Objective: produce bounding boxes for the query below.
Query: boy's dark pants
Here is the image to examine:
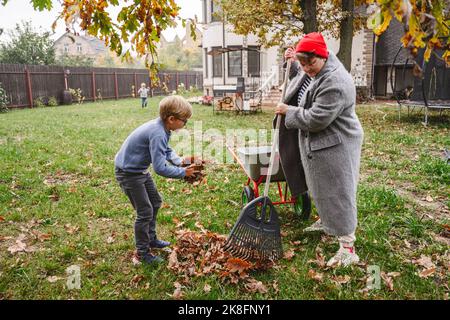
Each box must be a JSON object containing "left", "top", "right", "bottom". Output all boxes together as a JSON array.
[
  {"left": 115, "top": 168, "right": 162, "bottom": 257},
  {"left": 141, "top": 97, "right": 147, "bottom": 108}
]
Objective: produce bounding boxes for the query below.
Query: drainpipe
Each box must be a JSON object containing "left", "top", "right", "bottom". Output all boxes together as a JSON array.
[{"left": 222, "top": 13, "right": 226, "bottom": 85}]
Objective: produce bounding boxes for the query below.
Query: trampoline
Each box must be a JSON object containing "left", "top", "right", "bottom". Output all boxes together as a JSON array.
[{"left": 391, "top": 44, "right": 450, "bottom": 126}]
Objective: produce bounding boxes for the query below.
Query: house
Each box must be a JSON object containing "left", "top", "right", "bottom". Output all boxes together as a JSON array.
[
  {"left": 200, "top": 0, "right": 375, "bottom": 99},
  {"left": 53, "top": 32, "right": 108, "bottom": 59}
]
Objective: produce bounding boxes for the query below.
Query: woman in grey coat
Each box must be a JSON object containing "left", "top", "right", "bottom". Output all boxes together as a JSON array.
[{"left": 276, "top": 32, "right": 364, "bottom": 267}]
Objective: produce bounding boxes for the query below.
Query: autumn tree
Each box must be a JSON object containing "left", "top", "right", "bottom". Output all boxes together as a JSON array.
[
  {"left": 366, "top": 0, "right": 449, "bottom": 68},
  {"left": 218, "top": 0, "right": 366, "bottom": 71},
  {"left": 0, "top": 21, "right": 56, "bottom": 65},
  {"left": 219, "top": 0, "right": 449, "bottom": 71},
  {"left": 0, "top": 0, "right": 196, "bottom": 80}
]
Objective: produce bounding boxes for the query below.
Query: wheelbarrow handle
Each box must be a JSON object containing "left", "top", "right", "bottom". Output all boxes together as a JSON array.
[{"left": 225, "top": 142, "right": 247, "bottom": 173}]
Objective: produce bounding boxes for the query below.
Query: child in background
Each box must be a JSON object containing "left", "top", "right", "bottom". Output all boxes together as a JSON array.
[{"left": 138, "top": 83, "right": 149, "bottom": 108}]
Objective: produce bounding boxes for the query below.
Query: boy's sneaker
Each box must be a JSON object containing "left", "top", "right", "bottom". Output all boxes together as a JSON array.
[
  {"left": 303, "top": 219, "right": 324, "bottom": 232},
  {"left": 150, "top": 239, "right": 171, "bottom": 249},
  {"left": 326, "top": 244, "right": 359, "bottom": 267},
  {"left": 132, "top": 252, "right": 163, "bottom": 266}
]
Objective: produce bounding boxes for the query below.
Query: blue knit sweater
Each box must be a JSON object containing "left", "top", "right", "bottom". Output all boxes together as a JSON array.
[{"left": 114, "top": 118, "right": 185, "bottom": 178}]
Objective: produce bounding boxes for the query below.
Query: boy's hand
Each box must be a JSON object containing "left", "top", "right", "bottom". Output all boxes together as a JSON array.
[{"left": 184, "top": 164, "right": 197, "bottom": 177}]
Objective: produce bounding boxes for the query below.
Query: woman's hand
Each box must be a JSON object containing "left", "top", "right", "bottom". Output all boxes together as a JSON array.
[
  {"left": 275, "top": 103, "right": 288, "bottom": 115},
  {"left": 284, "top": 47, "right": 296, "bottom": 61}
]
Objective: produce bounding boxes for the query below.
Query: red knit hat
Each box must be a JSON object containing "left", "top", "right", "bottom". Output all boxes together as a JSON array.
[{"left": 295, "top": 32, "right": 329, "bottom": 59}]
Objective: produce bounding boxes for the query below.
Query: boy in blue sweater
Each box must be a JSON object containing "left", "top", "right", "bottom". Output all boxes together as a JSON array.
[{"left": 115, "top": 95, "right": 196, "bottom": 265}]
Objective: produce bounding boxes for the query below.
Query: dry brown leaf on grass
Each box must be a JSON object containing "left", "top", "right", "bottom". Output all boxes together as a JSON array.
[
  {"left": 131, "top": 275, "right": 144, "bottom": 286},
  {"left": 31, "top": 230, "right": 51, "bottom": 242},
  {"left": 308, "top": 269, "right": 324, "bottom": 282},
  {"left": 172, "top": 282, "right": 184, "bottom": 300},
  {"left": 244, "top": 279, "right": 268, "bottom": 294},
  {"left": 307, "top": 247, "right": 326, "bottom": 268},
  {"left": 64, "top": 224, "right": 80, "bottom": 235},
  {"left": 203, "top": 284, "right": 212, "bottom": 293},
  {"left": 272, "top": 280, "right": 280, "bottom": 294},
  {"left": 47, "top": 276, "right": 63, "bottom": 283},
  {"left": 283, "top": 249, "right": 296, "bottom": 260},
  {"left": 418, "top": 267, "right": 436, "bottom": 278},
  {"left": 7, "top": 234, "right": 36, "bottom": 254},
  {"left": 381, "top": 272, "right": 395, "bottom": 291},
  {"left": 225, "top": 257, "right": 252, "bottom": 275},
  {"left": 0, "top": 216, "right": 5, "bottom": 222}
]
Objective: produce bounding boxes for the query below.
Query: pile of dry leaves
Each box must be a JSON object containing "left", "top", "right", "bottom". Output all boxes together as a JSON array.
[
  {"left": 181, "top": 157, "right": 206, "bottom": 184},
  {"left": 167, "top": 222, "right": 274, "bottom": 299}
]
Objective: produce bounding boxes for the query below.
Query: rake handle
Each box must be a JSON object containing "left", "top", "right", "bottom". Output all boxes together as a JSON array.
[{"left": 263, "top": 60, "right": 292, "bottom": 198}]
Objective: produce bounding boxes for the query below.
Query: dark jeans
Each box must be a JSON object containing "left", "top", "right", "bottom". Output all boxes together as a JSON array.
[
  {"left": 115, "top": 168, "right": 162, "bottom": 257},
  {"left": 141, "top": 97, "right": 148, "bottom": 108}
]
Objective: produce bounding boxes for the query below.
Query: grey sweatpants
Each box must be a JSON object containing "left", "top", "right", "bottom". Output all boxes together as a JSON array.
[{"left": 115, "top": 168, "right": 162, "bottom": 257}]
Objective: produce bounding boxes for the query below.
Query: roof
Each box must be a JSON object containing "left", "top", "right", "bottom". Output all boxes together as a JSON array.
[
  {"left": 375, "top": 19, "right": 413, "bottom": 66},
  {"left": 54, "top": 32, "right": 108, "bottom": 54},
  {"left": 207, "top": 47, "right": 260, "bottom": 56}
]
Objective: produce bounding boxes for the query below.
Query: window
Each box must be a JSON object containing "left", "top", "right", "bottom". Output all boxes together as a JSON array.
[
  {"left": 204, "top": 48, "right": 209, "bottom": 78},
  {"left": 248, "top": 46, "right": 260, "bottom": 77},
  {"left": 63, "top": 44, "right": 69, "bottom": 53},
  {"left": 212, "top": 47, "right": 222, "bottom": 77},
  {"left": 228, "top": 47, "right": 242, "bottom": 77},
  {"left": 211, "top": 0, "right": 222, "bottom": 22},
  {"left": 76, "top": 43, "right": 82, "bottom": 53}
]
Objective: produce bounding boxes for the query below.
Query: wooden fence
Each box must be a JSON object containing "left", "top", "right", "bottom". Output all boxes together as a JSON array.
[{"left": 0, "top": 64, "right": 203, "bottom": 108}]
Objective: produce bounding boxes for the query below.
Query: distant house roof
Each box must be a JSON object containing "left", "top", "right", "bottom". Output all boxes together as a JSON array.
[
  {"left": 54, "top": 32, "right": 108, "bottom": 54},
  {"left": 375, "top": 19, "right": 413, "bottom": 66}
]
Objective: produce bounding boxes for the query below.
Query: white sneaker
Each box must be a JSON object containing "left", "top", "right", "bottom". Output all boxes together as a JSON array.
[
  {"left": 326, "top": 244, "right": 360, "bottom": 267},
  {"left": 303, "top": 219, "right": 324, "bottom": 232}
]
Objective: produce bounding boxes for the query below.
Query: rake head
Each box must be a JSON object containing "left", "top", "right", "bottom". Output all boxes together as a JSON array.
[{"left": 224, "top": 196, "right": 283, "bottom": 262}]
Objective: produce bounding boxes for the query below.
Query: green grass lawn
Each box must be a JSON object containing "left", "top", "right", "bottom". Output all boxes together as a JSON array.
[{"left": 0, "top": 97, "right": 449, "bottom": 300}]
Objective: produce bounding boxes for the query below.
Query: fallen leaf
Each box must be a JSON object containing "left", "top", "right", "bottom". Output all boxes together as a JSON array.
[
  {"left": 182, "top": 188, "right": 192, "bottom": 195},
  {"left": 182, "top": 211, "right": 193, "bottom": 218},
  {"left": 0, "top": 216, "right": 5, "bottom": 222},
  {"left": 64, "top": 224, "right": 80, "bottom": 235},
  {"left": 106, "top": 236, "right": 115, "bottom": 244},
  {"left": 413, "top": 255, "right": 436, "bottom": 269},
  {"left": 284, "top": 249, "right": 296, "bottom": 260},
  {"left": 7, "top": 239, "right": 27, "bottom": 254},
  {"left": 168, "top": 250, "right": 179, "bottom": 269},
  {"left": 425, "top": 195, "right": 434, "bottom": 202},
  {"left": 308, "top": 269, "right": 324, "bottom": 282},
  {"left": 225, "top": 258, "right": 252, "bottom": 274},
  {"left": 244, "top": 279, "right": 268, "bottom": 294},
  {"left": 37, "top": 233, "right": 51, "bottom": 242},
  {"left": 331, "top": 275, "right": 351, "bottom": 285},
  {"left": 203, "top": 284, "right": 211, "bottom": 293},
  {"left": 272, "top": 280, "right": 280, "bottom": 294},
  {"left": 47, "top": 276, "right": 63, "bottom": 283},
  {"left": 172, "top": 282, "right": 184, "bottom": 299},
  {"left": 381, "top": 272, "right": 394, "bottom": 291},
  {"left": 161, "top": 203, "right": 171, "bottom": 209},
  {"left": 418, "top": 268, "right": 436, "bottom": 278},
  {"left": 131, "top": 275, "right": 144, "bottom": 284}
]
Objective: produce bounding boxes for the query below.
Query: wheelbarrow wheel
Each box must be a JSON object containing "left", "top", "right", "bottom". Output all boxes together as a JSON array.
[
  {"left": 293, "top": 192, "right": 311, "bottom": 220},
  {"left": 242, "top": 186, "right": 255, "bottom": 205}
]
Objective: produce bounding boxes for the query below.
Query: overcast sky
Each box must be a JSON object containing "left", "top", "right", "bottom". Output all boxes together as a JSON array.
[{"left": 0, "top": 0, "right": 202, "bottom": 41}]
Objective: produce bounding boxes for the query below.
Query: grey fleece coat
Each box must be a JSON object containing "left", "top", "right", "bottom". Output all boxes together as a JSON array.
[{"left": 283, "top": 52, "right": 364, "bottom": 236}]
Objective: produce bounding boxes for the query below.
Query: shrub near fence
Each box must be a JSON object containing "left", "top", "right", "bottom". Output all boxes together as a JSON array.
[{"left": 0, "top": 63, "right": 203, "bottom": 108}]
